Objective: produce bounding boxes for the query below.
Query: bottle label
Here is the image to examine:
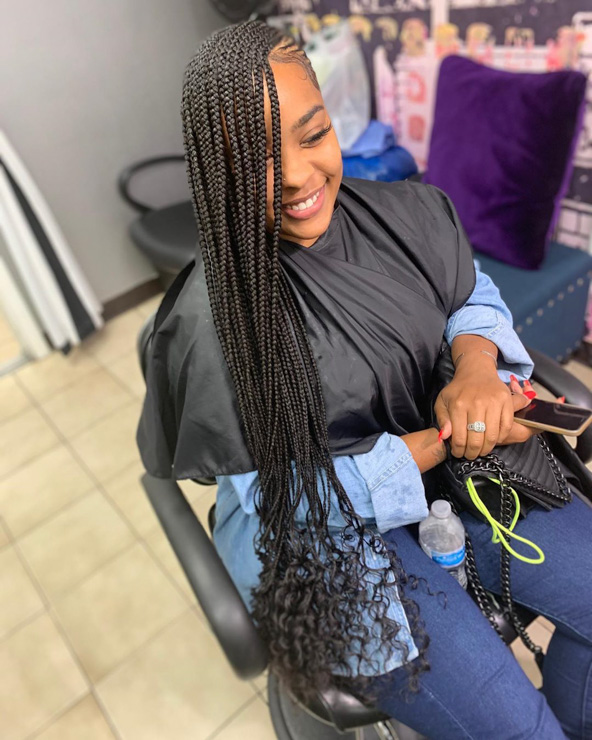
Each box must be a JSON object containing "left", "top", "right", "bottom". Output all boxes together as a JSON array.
[{"left": 429, "top": 545, "right": 466, "bottom": 568}]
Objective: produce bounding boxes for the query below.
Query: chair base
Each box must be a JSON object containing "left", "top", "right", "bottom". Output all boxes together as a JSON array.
[{"left": 267, "top": 673, "right": 424, "bottom": 740}]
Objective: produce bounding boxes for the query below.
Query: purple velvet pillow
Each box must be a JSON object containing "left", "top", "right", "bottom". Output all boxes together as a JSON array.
[{"left": 424, "top": 55, "right": 586, "bottom": 269}]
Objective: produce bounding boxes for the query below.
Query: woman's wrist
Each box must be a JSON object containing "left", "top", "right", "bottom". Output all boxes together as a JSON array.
[
  {"left": 401, "top": 428, "right": 447, "bottom": 474},
  {"left": 453, "top": 349, "right": 498, "bottom": 377},
  {"left": 451, "top": 335, "right": 499, "bottom": 377}
]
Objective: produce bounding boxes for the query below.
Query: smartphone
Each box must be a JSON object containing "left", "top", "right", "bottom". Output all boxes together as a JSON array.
[{"left": 514, "top": 399, "right": 592, "bottom": 436}]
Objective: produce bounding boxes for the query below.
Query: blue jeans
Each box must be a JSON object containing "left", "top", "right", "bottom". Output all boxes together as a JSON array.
[{"left": 366, "top": 494, "right": 592, "bottom": 739}]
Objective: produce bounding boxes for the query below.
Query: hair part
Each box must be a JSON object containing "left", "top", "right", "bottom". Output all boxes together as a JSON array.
[{"left": 181, "top": 20, "right": 430, "bottom": 703}]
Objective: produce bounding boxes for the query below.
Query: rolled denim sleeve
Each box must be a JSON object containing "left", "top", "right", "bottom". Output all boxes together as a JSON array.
[
  {"left": 445, "top": 265, "right": 534, "bottom": 382},
  {"left": 351, "top": 432, "right": 428, "bottom": 534}
]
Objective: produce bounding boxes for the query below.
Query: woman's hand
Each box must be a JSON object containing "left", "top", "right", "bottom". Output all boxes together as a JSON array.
[{"left": 434, "top": 363, "right": 536, "bottom": 460}]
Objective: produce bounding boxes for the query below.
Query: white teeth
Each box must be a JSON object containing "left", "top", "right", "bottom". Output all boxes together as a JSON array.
[{"left": 287, "top": 190, "right": 320, "bottom": 212}]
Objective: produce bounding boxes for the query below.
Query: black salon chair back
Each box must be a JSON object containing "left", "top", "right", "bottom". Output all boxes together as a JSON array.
[
  {"left": 119, "top": 156, "right": 196, "bottom": 290},
  {"left": 137, "top": 310, "right": 592, "bottom": 739}
]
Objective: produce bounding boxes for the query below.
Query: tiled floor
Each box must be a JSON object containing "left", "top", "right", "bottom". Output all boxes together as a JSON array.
[
  {"left": 0, "top": 293, "right": 590, "bottom": 739},
  {"left": 0, "top": 294, "right": 274, "bottom": 740}
]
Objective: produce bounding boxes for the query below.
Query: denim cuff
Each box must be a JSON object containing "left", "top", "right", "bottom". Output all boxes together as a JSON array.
[
  {"left": 352, "top": 432, "right": 428, "bottom": 534},
  {"left": 446, "top": 305, "right": 534, "bottom": 383}
]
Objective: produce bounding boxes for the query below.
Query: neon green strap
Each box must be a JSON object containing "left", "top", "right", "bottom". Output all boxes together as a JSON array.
[{"left": 465, "top": 477, "right": 545, "bottom": 565}]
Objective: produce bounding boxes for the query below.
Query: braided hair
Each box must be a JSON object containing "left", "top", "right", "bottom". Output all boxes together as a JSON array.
[{"left": 181, "top": 21, "right": 430, "bottom": 701}]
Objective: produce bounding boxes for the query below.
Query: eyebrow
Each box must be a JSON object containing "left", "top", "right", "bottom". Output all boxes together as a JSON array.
[{"left": 291, "top": 104, "right": 325, "bottom": 133}]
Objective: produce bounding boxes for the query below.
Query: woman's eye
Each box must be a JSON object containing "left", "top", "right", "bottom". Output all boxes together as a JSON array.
[{"left": 303, "top": 123, "right": 333, "bottom": 146}]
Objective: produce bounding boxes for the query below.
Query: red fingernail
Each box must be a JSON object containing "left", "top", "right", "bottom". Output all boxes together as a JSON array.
[
  {"left": 558, "top": 396, "right": 565, "bottom": 403},
  {"left": 524, "top": 390, "right": 537, "bottom": 400},
  {"left": 510, "top": 375, "right": 518, "bottom": 383},
  {"left": 438, "top": 429, "right": 443, "bottom": 442},
  {"left": 524, "top": 379, "right": 533, "bottom": 390}
]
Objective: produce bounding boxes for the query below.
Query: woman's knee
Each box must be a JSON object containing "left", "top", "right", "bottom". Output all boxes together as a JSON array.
[{"left": 372, "top": 639, "right": 563, "bottom": 739}]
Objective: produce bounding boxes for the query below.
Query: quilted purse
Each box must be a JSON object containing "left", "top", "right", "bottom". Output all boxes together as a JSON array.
[
  {"left": 429, "top": 344, "right": 572, "bottom": 665},
  {"left": 432, "top": 344, "right": 572, "bottom": 522}
]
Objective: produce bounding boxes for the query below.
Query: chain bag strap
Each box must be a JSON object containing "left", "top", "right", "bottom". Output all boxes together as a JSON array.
[{"left": 430, "top": 344, "right": 573, "bottom": 666}]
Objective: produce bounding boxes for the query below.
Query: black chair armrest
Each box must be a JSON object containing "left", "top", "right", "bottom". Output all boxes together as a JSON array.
[
  {"left": 118, "top": 155, "right": 185, "bottom": 214},
  {"left": 137, "top": 314, "right": 156, "bottom": 380},
  {"left": 528, "top": 346, "right": 592, "bottom": 463},
  {"left": 141, "top": 472, "right": 268, "bottom": 679}
]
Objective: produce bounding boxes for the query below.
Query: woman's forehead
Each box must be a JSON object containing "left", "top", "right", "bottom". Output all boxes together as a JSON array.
[{"left": 264, "top": 61, "right": 325, "bottom": 134}]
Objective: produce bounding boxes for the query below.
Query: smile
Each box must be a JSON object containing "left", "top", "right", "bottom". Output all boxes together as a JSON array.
[{"left": 282, "top": 185, "right": 326, "bottom": 220}]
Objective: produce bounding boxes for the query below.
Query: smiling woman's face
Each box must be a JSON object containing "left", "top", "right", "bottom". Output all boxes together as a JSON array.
[{"left": 264, "top": 57, "right": 343, "bottom": 248}]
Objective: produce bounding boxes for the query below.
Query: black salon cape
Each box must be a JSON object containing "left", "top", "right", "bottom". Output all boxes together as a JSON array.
[{"left": 137, "top": 178, "right": 476, "bottom": 480}]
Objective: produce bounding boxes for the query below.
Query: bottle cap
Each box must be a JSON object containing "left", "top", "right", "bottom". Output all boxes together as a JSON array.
[{"left": 431, "top": 500, "right": 451, "bottom": 519}]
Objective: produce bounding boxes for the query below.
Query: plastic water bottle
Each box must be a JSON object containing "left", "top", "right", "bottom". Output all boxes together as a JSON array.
[{"left": 419, "top": 500, "right": 467, "bottom": 589}]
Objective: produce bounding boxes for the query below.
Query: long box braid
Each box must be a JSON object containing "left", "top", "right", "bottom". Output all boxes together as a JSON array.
[{"left": 181, "top": 21, "right": 430, "bottom": 702}]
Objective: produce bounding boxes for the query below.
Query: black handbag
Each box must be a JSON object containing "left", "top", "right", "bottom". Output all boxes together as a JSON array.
[
  {"left": 429, "top": 344, "right": 573, "bottom": 666},
  {"left": 432, "top": 344, "right": 572, "bottom": 521}
]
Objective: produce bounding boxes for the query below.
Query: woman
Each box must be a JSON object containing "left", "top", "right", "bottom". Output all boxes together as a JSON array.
[{"left": 138, "top": 21, "right": 592, "bottom": 738}]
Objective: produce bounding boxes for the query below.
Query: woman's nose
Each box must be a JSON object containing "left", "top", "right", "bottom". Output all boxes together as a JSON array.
[{"left": 281, "top": 151, "right": 315, "bottom": 191}]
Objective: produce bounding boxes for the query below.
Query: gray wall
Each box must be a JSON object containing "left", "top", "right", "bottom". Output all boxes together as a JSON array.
[{"left": 0, "top": 0, "right": 224, "bottom": 303}]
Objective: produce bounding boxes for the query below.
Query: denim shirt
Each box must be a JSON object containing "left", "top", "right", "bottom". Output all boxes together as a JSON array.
[{"left": 212, "top": 266, "right": 533, "bottom": 676}]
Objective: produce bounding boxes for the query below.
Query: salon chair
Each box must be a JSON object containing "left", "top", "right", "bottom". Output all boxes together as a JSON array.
[
  {"left": 118, "top": 155, "right": 195, "bottom": 290},
  {"left": 137, "top": 310, "right": 592, "bottom": 739}
]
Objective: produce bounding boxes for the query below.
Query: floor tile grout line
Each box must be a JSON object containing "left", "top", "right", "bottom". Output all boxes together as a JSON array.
[
  {"left": 0, "top": 582, "right": 123, "bottom": 740},
  {"left": 36, "top": 539, "right": 139, "bottom": 606},
  {"left": 12, "top": 347, "right": 141, "bottom": 408},
  {"left": 105, "top": 495, "right": 200, "bottom": 611},
  {"left": 95, "top": 466, "right": 218, "bottom": 617},
  {"left": 135, "top": 531, "right": 200, "bottom": 611},
  {"left": 12, "top": 358, "right": 103, "bottom": 406},
  {"left": 1, "top": 446, "right": 148, "bottom": 544},
  {"left": 54, "top": 438, "right": 204, "bottom": 612},
  {"left": 34, "top": 367, "right": 136, "bottom": 436},
  {"left": 0, "top": 440, "right": 61, "bottom": 484},
  {"left": 6, "top": 538, "right": 103, "bottom": 725},
  {"left": 8, "top": 374, "right": 200, "bottom": 616},
  {"left": 48, "top": 601, "right": 193, "bottom": 730},
  {"left": 205, "top": 693, "right": 264, "bottom": 740},
  {"left": 10, "top": 538, "right": 53, "bottom": 613},
  {"left": 0, "top": 515, "right": 13, "bottom": 548},
  {"left": 1, "top": 410, "right": 143, "bottom": 605},
  {"left": 2, "top": 310, "right": 154, "bottom": 408},
  {"left": 23, "top": 693, "right": 94, "bottom": 740},
  {"left": 92, "top": 605, "right": 195, "bottom": 689},
  {"left": 12, "top": 362, "right": 140, "bottom": 433},
  {"left": 23, "top": 689, "right": 124, "bottom": 740},
  {"left": 1, "top": 303, "right": 269, "bottom": 738},
  {"left": 79, "top": 314, "right": 153, "bottom": 368},
  {"left": 93, "top": 351, "right": 147, "bottom": 399},
  {"left": 43, "top": 361, "right": 134, "bottom": 400},
  {"left": 3, "top": 387, "right": 142, "bottom": 593},
  {"left": 8, "top": 303, "right": 149, "bottom": 405},
  {"left": 14, "top": 387, "right": 140, "bottom": 484},
  {"left": 0, "top": 606, "right": 47, "bottom": 645},
  {"left": 2, "top": 307, "right": 164, "bottom": 738},
  {"left": 0, "top": 438, "right": 63, "bottom": 487},
  {"left": 39, "top": 392, "right": 138, "bottom": 448},
  {"left": 0, "top": 393, "right": 140, "bottom": 487},
  {"left": 0, "top": 394, "right": 36, "bottom": 427},
  {"left": 4, "top": 486, "right": 97, "bottom": 543},
  {"left": 89, "top": 687, "right": 125, "bottom": 740}
]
